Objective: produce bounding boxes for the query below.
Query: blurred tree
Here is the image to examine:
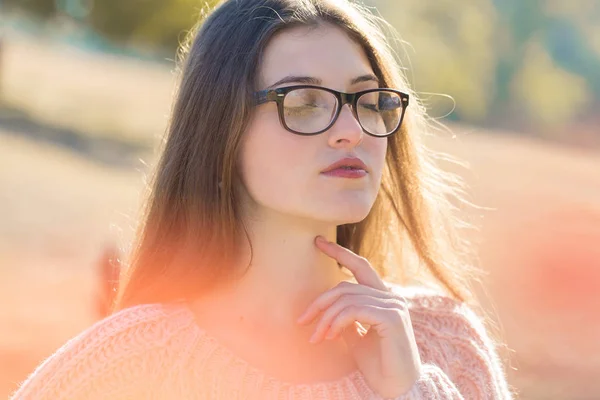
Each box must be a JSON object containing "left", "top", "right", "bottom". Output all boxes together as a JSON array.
[
  {"left": 494, "top": 0, "right": 598, "bottom": 130},
  {"left": 370, "top": 0, "right": 498, "bottom": 122},
  {"left": 87, "top": 0, "right": 219, "bottom": 50},
  {"left": 543, "top": 18, "right": 600, "bottom": 97},
  {"left": 511, "top": 38, "right": 591, "bottom": 131},
  {"left": 56, "top": 0, "right": 92, "bottom": 20},
  {"left": 372, "top": 0, "right": 599, "bottom": 135},
  {"left": 4, "top": 0, "right": 56, "bottom": 18},
  {"left": 492, "top": 0, "right": 545, "bottom": 106}
]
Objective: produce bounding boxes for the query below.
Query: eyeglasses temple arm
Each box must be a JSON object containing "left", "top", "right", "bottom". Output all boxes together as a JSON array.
[{"left": 253, "top": 90, "right": 269, "bottom": 105}]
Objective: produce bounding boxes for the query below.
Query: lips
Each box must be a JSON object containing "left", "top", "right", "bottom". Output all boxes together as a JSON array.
[
  {"left": 320, "top": 157, "right": 369, "bottom": 179},
  {"left": 321, "top": 157, "right": 368, "bottom": 173}
]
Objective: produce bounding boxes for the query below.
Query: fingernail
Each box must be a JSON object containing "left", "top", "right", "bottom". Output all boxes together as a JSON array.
[
  {"left": 309, "top": 333, "right": 318, "bottom": 343},
  {"left": 316, "top": 236, "right": 327, "bottom": 244}
]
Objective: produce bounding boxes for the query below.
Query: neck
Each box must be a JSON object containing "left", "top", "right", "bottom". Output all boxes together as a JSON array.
[{"left": 207, "top": 209, "right": 352, "bottom": 328}]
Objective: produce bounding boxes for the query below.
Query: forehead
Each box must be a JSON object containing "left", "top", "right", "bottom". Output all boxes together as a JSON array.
[{"left": 258, "top": 23, "right": 375, "bottom": 89}]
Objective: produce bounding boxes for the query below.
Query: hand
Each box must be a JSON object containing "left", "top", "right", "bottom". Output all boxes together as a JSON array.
[{"left": 296, "top": 236, "right": 422, "bottom": 399}]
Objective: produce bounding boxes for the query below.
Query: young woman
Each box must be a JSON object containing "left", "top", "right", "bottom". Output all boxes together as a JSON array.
[{"left": 11, "top": 0, "right": 514, "bottom": 398}]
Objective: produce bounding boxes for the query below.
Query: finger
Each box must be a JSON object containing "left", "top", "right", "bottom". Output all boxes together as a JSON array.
[
  {"left": 315, "top": 236, "right": 388, "bottom": 291},
  {"left": 309, "top": 294, "right": 376, "bottom": 343},
  {"left": 297, "top": 281, "right": 394, "bottom": 325},
  {"left": 325, "top": 304, "right": 400, "bottom": 341},
  {"left": 339, "top": 321, "right": 367, "bottom": 345},
  {"left": 310, "top": 295, "right": 397, "bottom": 343}
]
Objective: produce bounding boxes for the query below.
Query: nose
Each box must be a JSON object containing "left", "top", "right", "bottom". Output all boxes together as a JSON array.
[{"left": 326, "top": 105, "right": 364, "bottom": 149}]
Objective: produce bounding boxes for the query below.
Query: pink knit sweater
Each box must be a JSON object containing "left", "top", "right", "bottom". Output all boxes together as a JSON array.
[{"left": 10, "top": 286, "right": 513, "bottom": 399}]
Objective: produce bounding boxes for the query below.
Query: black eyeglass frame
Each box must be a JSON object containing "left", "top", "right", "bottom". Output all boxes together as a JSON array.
[{"left": 253, "top": 85, "right": 410, "bottom": 137}]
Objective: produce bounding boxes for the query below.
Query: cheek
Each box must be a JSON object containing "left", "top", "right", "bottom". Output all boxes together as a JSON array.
[
  {"left": 239, "top": 116, "right": 312, "bottom": 207},
  {"left": 366, "top": 137, "right": 388, "bottom": 178},
  {"left": 237, "top": 113, "right": 389, "bottom": 222}
]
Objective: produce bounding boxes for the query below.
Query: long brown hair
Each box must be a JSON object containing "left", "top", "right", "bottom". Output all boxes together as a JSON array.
[{"left": 114, "top": 0, "right": 481, "bottom": 311}]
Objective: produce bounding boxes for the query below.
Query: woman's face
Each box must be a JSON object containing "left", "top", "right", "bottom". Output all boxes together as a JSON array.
[{"left": 238, "top": 24, "right": 388, "bottom": 225}]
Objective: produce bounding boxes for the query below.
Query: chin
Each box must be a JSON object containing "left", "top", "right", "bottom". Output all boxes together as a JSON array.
[
  {"left": 336, "top": 213, "right": 369, "bottom": 225},
  {"left": 315, "top": 201, "right": 373, "bottom": 225}
]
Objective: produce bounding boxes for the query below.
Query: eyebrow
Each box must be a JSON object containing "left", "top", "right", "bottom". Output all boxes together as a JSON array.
[{"left": 266, "top": 74, "right": 379, "bottom": 90}]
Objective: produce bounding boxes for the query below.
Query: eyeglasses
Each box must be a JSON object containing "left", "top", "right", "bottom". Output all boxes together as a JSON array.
[{"left": 253, "top": 85, "right": 409, "bottom": 137}]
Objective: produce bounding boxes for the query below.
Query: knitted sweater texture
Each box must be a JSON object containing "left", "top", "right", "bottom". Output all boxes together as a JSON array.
[{"left": 10, "top": 286, "right": 513, "bottom": 399}]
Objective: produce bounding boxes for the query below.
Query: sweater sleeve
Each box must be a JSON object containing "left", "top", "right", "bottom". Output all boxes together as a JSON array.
[
  {"left": 390, "top": 291, "right": 514, "bottom": 400},
  {"left": 9, "top": 304, "right": 183, "bottom": 400}
]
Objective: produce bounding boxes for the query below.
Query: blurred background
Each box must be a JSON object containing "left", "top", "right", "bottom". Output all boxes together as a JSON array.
[{"left": 1, "top": 0, "right": 599, "bottom": 398}]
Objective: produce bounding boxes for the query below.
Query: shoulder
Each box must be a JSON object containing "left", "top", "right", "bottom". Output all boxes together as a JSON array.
[
  {"left": 389, "top": 283, "right": 497, "bottom": 360},
  {"left": 387, "top": 282, "right": 514, "bottom": 398},
  {"left": 11, "top": 302, "right": 199, "bottom": 399},
  {"left": 386, "top": 282, "right": 490, "bottom": 343},
  {"left": 48, "top": 301, "right": 199, "bottom": 363}
]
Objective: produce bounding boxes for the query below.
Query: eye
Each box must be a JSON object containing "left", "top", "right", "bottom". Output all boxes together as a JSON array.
[
  {"left": 358, "top": 103, "right": 378, "bottom": 113},
  {"left": 286, "top": 105, "right": 318, "bottom": 116}
]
